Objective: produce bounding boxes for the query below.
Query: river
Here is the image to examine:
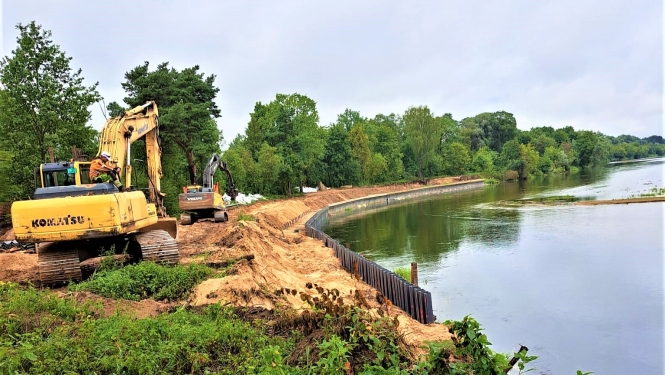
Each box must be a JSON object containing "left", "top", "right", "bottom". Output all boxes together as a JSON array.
[{"left": 324, "top": 158, "right": 664, "bottom": 375}]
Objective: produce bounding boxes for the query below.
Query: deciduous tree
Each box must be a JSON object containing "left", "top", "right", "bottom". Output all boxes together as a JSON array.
[
  {"left": 403, "top": 106, "right": 441, "bottom": 179},
  {"left": 0, "top": 22, "right": 100, "bottom": 197}
]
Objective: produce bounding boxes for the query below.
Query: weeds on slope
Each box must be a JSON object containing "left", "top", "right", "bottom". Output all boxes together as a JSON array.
[
  {"left": 1, "top": 281, "right": 557, "bottom": 374},
  {"left": 70, "top": 262, "right": 214, "bottom": 301},
  {"left": 0, "top": 282, "right": 292, "bottom": 374}
]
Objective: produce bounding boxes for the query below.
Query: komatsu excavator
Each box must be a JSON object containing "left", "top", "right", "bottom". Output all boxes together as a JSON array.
[
  {"left": 178, "top": 154, "right": 238, "bottom": 225},
  {"left": 10, "top": 101, "right": 179, "bottom": 284}
]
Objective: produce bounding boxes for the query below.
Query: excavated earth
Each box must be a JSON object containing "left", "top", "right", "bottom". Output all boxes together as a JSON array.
[{"left": 0, "top": 177, "right": 461, "bottom": 353}]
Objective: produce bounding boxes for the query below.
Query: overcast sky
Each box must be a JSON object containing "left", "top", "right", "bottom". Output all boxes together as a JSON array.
[{"left": 2, "top": 0, "right": 663, "bottom": 142}]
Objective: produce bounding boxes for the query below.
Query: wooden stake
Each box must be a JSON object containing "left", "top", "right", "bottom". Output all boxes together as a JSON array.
[{"left": 411, "top": 262, "right": 418, "bottom": 286}]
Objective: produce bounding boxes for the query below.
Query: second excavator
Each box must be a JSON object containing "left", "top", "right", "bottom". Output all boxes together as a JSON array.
[
  {"left": 10, "top": 101, "right": 179, "bottom": 284},
  {"left": 179, "top": 154, "right": 238, "bottom": 225}
]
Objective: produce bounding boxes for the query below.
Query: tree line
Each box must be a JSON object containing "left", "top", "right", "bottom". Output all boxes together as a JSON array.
[{"left": 1, "top": 22, "right": 663, "bottom": 214}]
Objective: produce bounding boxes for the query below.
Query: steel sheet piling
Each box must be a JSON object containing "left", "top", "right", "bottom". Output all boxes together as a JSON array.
[{"left": 304, "top": 193, "right": 448, "bottom": 326}]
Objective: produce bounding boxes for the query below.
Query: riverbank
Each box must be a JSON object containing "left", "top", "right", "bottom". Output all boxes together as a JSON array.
[{"left": 0, "top": 177, "right": 468, "bottom": 356}]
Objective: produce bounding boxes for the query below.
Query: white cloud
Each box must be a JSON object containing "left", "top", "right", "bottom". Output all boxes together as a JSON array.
[{"left": 2, "top": 0, "right": 662, "bottom": 140}]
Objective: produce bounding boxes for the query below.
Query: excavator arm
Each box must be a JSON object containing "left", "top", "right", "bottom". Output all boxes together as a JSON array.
[
  {"left": 96, "top": 101, "right": 167, "bottom": 215},
  {"left": 202, "top": 154, "right": 239, "bottom": 201}
]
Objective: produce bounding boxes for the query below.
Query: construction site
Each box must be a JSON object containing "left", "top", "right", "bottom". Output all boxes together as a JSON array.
[{"left": 0, "top": 100, "right": 484, "bottom": 373}]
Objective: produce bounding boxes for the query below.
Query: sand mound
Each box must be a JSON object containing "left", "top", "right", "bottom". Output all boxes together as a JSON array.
[{"left": 0, "top": 252, "right": 37, "bottom": 283}]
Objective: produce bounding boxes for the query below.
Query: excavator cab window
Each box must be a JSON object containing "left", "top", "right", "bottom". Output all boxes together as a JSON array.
[
  {"left": 43, "top": 171, "right": 74, "bottom": 187},
  {"left": 78, "top": 164, "right": 91, "bottom": 184}
]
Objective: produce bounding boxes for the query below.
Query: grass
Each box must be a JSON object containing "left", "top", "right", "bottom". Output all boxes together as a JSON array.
[
  {"left": 237, "top": 211, "right": 256, "bottom": 222},
  {"left": 70, "top": 262, "right": 214, "bottom": 301},
  {"left": 631, "top": 186, "right": 665, "bottom": 198},
  {"left": 394, "top": 267, "right": 411, "bottom": 282},
  {"left": 0, "top": 282, "right": 292, "bottom": 375}
]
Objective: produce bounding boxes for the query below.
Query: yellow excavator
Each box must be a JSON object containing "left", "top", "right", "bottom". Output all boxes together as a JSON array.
[
  {"left": 10, "top": 101, "right": 179, "bottom": 284},
  {"left": 179, "top": 154, "right": 238, "bottom": 225}
]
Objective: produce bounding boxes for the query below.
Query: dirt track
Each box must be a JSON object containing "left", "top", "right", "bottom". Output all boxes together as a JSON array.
[{"left": 0, "top": 177, "right": 461, "bottom": 350}]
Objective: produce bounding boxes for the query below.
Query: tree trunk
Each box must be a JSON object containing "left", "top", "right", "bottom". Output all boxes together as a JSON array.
[{"left": 185, "top": 150, "right": 197, "bottom": 185}]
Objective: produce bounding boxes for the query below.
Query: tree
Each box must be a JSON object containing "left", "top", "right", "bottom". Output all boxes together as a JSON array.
[
  {"left": 573, "top": 131, "right": 600, "bottom": 167},
  {"left": 499, "top": 139, "right": 523, "bottom": 174},
  {"left": 348, "top": 124, "right": 372, "bottom": 183},
  {"left": 403, "top": 106, "right": 441, "bottom": 179},
  {"left": 471, "top": 147, "right": 496, "bottom": 174},
  {"left": 106, "top": 102, "right": 124, "bottom": 118},
  {"left": 590, "top": 135, "right": 611, "bottom": 166},
  {"left": 251, "top": 93, "right": 325, "bottom": 194},
  {"left": 519, "top": 144, "right": 540, "bottom": 178},
  {"left": 0, "top": 22, "right": 100, "bottom": 197},
  {"left": 371, "top": 122, "right": 404, "bottom": 181},
  {"left": 531, "top": 135, "right": 557, "bottom": 155},
  {"left": 461, "top": 111, "right": 517, "bottom": 152},
  {"left": 438, "top": 113, "right": 461, "bottom": 149},
  {"left": 337, "top": 108, "right": 366, "bottom": 131},
  {"left": 119, "top": 62, "right": 222, "bottom": 185},
  {"left": 442, "top": 142, "right": 471, "bottom": 175},
  {"left": 255, "top": 143, "right": 282, "bottom": 194},
  {"left": 320, "top": 124, "right": 361, "bottom": 187}
]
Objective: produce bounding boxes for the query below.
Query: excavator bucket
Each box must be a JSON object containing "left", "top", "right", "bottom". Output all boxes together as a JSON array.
[{"left": 142, "top": 218, "right": 179, "bottom": 240}]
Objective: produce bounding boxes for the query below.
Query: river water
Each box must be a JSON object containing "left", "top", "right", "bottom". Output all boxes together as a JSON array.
[{"left": 325, "top": 158, "right": 664, "bottom": 375}]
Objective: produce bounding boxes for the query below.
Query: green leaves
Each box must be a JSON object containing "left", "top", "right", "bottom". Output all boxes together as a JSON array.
[
  {"left": 403, "top": 106, "right": 441, "bottom": 179},
  {"left": 0, "top": 21, "right": 100, "bottom": 198}
]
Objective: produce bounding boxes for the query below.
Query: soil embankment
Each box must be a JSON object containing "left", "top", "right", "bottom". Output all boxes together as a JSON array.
[{"left": 0, "top": 177, "right": 462, "bottom": 351}]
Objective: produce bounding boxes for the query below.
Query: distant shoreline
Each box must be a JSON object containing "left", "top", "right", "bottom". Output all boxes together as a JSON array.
[
  {"left": 575, "top": 196, "right": 665, "bottom": 205},
  {"left": 608, "top": 157, "right": 665, "bottom": 165}
]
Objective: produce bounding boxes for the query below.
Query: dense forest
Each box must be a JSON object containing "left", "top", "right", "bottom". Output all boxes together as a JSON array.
[{"left": 1, "top": 22, "right": 663, "bottom": 214}]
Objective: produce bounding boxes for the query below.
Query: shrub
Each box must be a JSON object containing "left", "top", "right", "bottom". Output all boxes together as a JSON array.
[
  {"left": 393, "top": 267, "right": 411, "bottom": 282},
  {"left": 70, "top": 262, "right": 214, "bottom": 301}
]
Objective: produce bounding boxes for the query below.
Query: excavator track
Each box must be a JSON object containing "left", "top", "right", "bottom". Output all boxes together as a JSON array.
[
  {"left": 37, "top": 243, "right": 82, "bottom": 285},
  {"left": 213, "top": 210, "right": 228, "bottom": 223},
  {"left": 135, "top": 230, "right": 180, "bottom": 265},
  {"left": 181, "top": 212, "right": 193, "bottom": 225}
]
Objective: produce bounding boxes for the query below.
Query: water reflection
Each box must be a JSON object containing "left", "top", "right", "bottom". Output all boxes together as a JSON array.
[
  {"left": 324, "top": 158, "right": 664, "bottom": 375},
  {"left": 325, "top": 185, "right": 527, "bottom": 263}
]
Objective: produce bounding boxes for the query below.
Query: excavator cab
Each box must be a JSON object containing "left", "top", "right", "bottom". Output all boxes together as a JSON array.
[{"left": 31, "top": 161, "right": 120, "bottom": 200}]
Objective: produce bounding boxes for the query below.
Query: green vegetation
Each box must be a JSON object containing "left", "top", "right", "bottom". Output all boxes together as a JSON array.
[
  {"left": 1, "top": 281, "right": 546, "bottom": 374},
  {"left": 237, "top": 212, "right": 256, "bottom": 222},
  {"left": 632, "top": 186, "right": 665, "bottom": 198},
  {"left": 70, "top": 262, "right": 214, "bottom": 301},
  {"left": 0, "top": 282, "right": 292, "bottom": 374},
  {"left": 394, "top": 267, "right": 412, "bottom": 282},
  {"left": 437, "top": 316, "right": 537, "bottom": 374},
  {"left": 0, "top": 22, "right": 100, "bottom": 197}
]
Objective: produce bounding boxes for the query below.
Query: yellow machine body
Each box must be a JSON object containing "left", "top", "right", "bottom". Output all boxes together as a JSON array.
[{"left": 12, "top": 191, "right": 160, "bottom": 243}]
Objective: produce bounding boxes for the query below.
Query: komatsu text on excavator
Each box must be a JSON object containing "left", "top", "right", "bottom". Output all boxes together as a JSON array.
[
  {"left": 178, "top": 154, "right": 238, "bottom": 225},
  {"left": 10, "top": 101, "right": 179, "bottom": 284}
]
